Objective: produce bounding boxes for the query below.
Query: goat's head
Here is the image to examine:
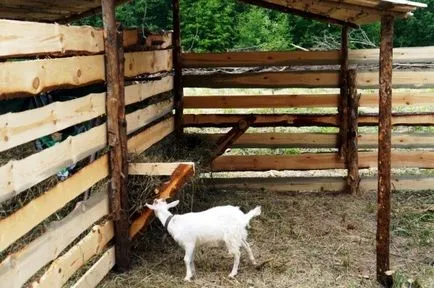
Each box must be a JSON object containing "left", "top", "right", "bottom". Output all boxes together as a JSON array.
[{"left": 146, "top": 198, "right": 179, "bottom": 212}]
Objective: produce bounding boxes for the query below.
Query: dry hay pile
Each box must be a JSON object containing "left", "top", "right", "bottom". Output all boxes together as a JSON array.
[{"left": 127, "top": 133, "right": 217, "bottom": 219}]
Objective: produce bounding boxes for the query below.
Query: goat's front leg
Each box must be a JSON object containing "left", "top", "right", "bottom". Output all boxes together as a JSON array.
[
  {"left": 228, "top": 250, "right": 240, "bottom": 278},
  {"left": 183, "top": 244, "right": 195, "bottom": 281}
]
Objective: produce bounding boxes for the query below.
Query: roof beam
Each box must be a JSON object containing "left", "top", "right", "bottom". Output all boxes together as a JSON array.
[{"left": 239, "top": 0, "right": 360, "bottom": 28}]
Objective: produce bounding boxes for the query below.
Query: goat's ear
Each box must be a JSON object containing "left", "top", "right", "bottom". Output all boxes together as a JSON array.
[
  {"left": 145, "top": 203, "right": 156, "bottom": 210},
  {"left": 167, "top": 200, "right": 180, "bottom": 209}
]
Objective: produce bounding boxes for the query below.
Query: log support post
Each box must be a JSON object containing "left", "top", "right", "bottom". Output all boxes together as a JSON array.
[
  {"left": 346, "top": 69, "right": 360, "bottom": 194},
  {"left": 214, "top": 115, "right": 256, "bottom": 157},
  {"left": 102, "top": 0, "right": 130, "bottom": 272},
  {"left": 377, "top": 14, "right": 394, "bottom": 287},
  {"left": 338, "top": 25, "right": 349, "bottom": 160},
  {"left": 173, "top": 0, "right": 184, "bottom": 137}
]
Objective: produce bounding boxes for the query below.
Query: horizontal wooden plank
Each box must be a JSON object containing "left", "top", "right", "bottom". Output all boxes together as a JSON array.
[
  {"left": 181, "top": 51, "right": 340, "bottom": 68},
  {"left": 205, "top": 176, "right": 434, "bottom": 193},
  {"left": 211, "top": 151, "right": 434, "bottom": 171},
  {"left": 0, "top": 92, "right": 105, "bottom": 152},
  {"left": 183, "top": 71, "right": 434, "bottom": 89},
  {"left": 184, "top": 94, "right": 339, "bottom": 108},
  {"left": 202, "top": 133, "right": 434, "bottom": 149},
  {"left": 184, "top": 91, "right": 434, "bottom": 109},
  {"left": 126, "top": 99, "right": 174, "bottom": 135},
  {"left": 0, "top": 155, "right": 108, "bottom": 252},
  {"left": 145, "top": 33, "right": 173, "bottom": 50},
  {"left": 128, "top": 162, "right": 196, "bottom": 176},
  {"left": 0, "top": 124, "right": 106, "bottom": 203},
  {"left": 183, "top": 113, "right": 434, "bottom": 127},
  {"left": 31, "top": 220, "right": 114, "bottom": 288},
  {"left": 0, "top": 19, "right": 144, "bottom": 58},
  {"left": 0, "top": 49, "right": 172, "bottom": 98},
  {"left": 181, "top": 47, "right": 434, "bottom": 68},
  {"left": 0, "top": 190, "right": 109, "bottom": 288},
  {"left": 125, "top": 76, "right": 173, "bottom": 106},
  {"left": 127, "top": 116, "right": 174, "bottom": 154},
  {"left": 183, "top": 71, "right": 340, "bottom": 89},
  {"left": 71, "top": 246, "right": 115, "bottom": 288}
]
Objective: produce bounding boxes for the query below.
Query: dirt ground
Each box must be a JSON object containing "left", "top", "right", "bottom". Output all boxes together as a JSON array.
[{"left": 100, "top": 186, "right": 434, "bottom": 288}]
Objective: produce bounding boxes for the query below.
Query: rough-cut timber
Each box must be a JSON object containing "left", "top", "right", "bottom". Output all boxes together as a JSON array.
[
  {"left": 0, "top": 191, "right": 109, "bottom": 288},
  {"left": 0, "top": 92, "right": 105, "bottom": 153},
  {"left": 377, "top": 15, "right": 394, "bottom": 287},
  {"left": 180, "top": 46, "right": 434, "bottom": 68},
  {"left": 183, "top": 91, "right": 434, "bottom": 109},
  {"left": 183, "top": 113, "right": 434, "bottom": 127},
  {"left": 31, "top": 221, "right": 114, "bottom": 288},
  {"left": 204, "top": 132, "right": 434, "bottom": 148},
  {"left": 126, "top": 98, "right": 174, "bottom": 134},
  {"left": 0, "top": 49, "right": 172, "bottom": 99},
  {"left": 125, "top": 76, "right": 174, "bottom": 106},
  {"left": 211, "top": 151, "right": 434, "bottom": 171},
  {"left": 0, "top": 156, "right": 108, "bottom": 252},
  {"left": 173, "top": 0, "right": 183, "bottom": 136},
  {"left": 102, "top": 0, "right": 130, "bottom": 271},
  {"left": 347, "top": 69, "right": 360, "bottom": 194},
  {"left": 0, "top": 124, "right": 106, "bottom": 203},
  {"left": 129, "top": 164, "right": 195, "bottom": 239},
  {"left": 127, "top": 116, "right": 175, "bottom": 154},
  {"left": 202, "top": 132, "right": 434, "bottom": 149},
  {"left": 338, "top": 25, "right": 349, "bottom": 160},
  {"left": 182, "top": 71, "right": 434, "bottom": 89},
  {"left": 238, "top": 0, "right": 359, "bottom": 27},
  {"left": 0, "top": 20, "right": 148, "bottom": 58},
  {"left": 71, "top": 247, "right": 115, "bottom": 288},
  {"left": 205, "top": 176, "right": 434, "bottom": 193},
  {"left": 183, "top": 94, "right": 340, "bottom": 108},
  {"left": 214, "top": 115, "right": 256, "bottom": 157},
  {"left": 128, "top": 162, "right": 195, "bottom": 176}
]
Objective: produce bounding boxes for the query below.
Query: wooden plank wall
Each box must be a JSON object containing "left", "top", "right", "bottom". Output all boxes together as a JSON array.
[
  {"left": 182, "top": 48, "right": 434, "bottom": 174},
  {"left": 0, "top": 19, "right": 174, "bottom": 288}
]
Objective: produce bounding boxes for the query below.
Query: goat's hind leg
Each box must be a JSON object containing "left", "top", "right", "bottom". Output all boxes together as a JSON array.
[
  {"left": 183, "top": 244, "right": 195, "bottom": 281},
  {"left": 242, "top": 240, "right": 257, "bottom": 266},
  {"left": 228, "top": 247, "right": 241, "bottom": 278}
]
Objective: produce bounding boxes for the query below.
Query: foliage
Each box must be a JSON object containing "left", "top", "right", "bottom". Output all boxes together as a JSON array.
[{"left": 74, "top": 0, "right": 434, "bottom": 51}]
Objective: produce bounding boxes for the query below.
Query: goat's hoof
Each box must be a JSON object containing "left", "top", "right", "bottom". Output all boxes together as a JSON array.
[
  {"left": 184, "top": 277, "right": 192, "bottom": 282},
  {"left": 228, "top": 273, "right": 237, "bottom": 279}
]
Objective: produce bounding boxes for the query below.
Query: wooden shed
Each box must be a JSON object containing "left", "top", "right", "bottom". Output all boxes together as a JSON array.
[{"left": 0, "top": 0, "right": 430, "bottom": 287}]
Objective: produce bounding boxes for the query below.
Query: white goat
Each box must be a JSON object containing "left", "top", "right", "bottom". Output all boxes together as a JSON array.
[{"left": 146, "top": 198, "right": 261, "bottom": 281}]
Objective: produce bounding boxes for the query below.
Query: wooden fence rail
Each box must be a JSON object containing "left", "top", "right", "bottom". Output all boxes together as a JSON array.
[
  {"left": 0, "top": 50, "right": 172, "bottom": 98},
  {"left": 183, "top": 71, "right": 434, "bottom": 89},
  {"left": 211, "top": 151, "right": 434, "bottom": 171},
  {"left": 184, "top": 91, "right": 434, "bottom": 108},
  {"left": 0, "top": 190, "right": 109, "bottom": 288},
  {"left": 181, "top": 47, "right": 434, "bottom": 68},
  {"left": 201, "top": 133, "right": 434, "bottom": 149},
  {"left": 0, "top": 19, "right": 172, "bottom": 58},
  {"left": 183, "top": 113, "right": 434, "bottom": 127}
]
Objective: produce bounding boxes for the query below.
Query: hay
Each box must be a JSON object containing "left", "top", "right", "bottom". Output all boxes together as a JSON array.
[{"left": 127, "top": 133, "right": 216, "bottom": 218}]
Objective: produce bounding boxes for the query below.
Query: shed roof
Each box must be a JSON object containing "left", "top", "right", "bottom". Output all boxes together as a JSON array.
[{"left": 0, "top": 0, "right": 426, "bottom": 26}]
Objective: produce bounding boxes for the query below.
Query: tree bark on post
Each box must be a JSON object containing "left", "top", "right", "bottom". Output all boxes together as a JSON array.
[
  {"left": 346, "top": 69, "right": 360, "bottom": 194},
  {"left": 377, "top": 14, "right": 394, "bottom": 287},
  {"left": 338, "top": 25, "right": 349, "bottom": 161},
  {"left": 173, "top": 0, "right": 184, "bottom": 137},
  {"left": 101, "top": 0, "right": 130, "bottom": 272}
]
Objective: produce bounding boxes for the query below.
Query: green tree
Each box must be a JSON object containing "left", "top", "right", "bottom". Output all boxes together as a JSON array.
[
  {"left": 394, "top": 0, "right": 434, "bottom": 46},
  {"left": 236, "top": 7, "right": 292, "bottom": 51}
]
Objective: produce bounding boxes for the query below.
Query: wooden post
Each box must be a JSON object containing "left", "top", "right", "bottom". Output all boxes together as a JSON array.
[
  {"left": 173, "top": 0, "right": 184, "bottom": 137},
  {"left": 102, "top": 0, "right": 130, "bottom": 272},
  {"left": 346, "top": 69, "right": 360, "bottom": 194},
  {"left": 338, "top": 25, "right": 349, "bottom": 161},
  {"left": 377, "top": 14, "right": 394, "bottom": 287}
]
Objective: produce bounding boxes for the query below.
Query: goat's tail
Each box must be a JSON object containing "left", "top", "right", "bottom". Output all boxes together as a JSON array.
[{"left": 244, "top": 206, "right": 261, "bottom": 227}]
